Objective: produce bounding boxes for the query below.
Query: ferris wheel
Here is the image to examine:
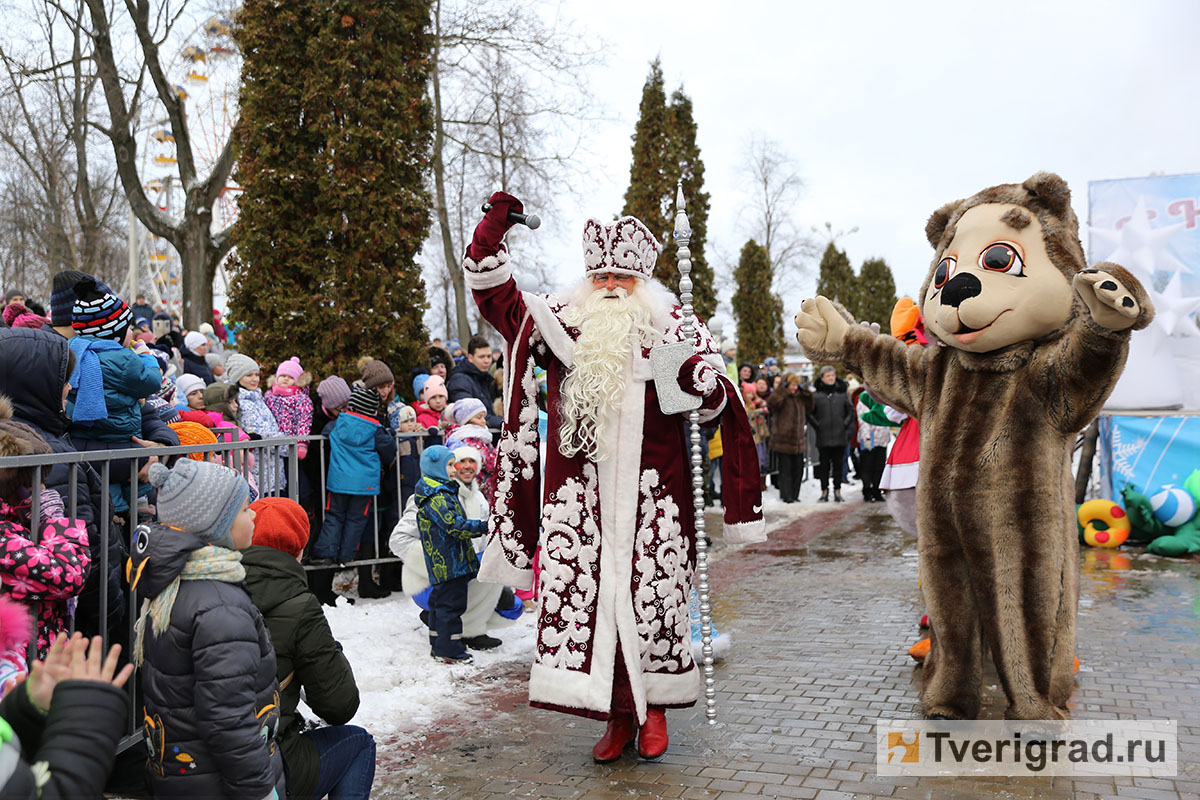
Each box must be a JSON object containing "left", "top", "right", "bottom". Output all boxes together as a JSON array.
[{"left": 135, "top": 14, "right": 242, "bottom": 316}]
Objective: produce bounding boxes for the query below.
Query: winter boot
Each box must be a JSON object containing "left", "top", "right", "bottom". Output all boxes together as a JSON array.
[
  {"left": 834, "top": 489, "right": 844, "bottom": 502},
  {"left": 637, "top": 709, "right": 669, "bottom": 760},
  {"left": 463, "top": 634, "right": 503, "bottom": 650},
  {"left": 819, "top": 490, "right": 829, "bottom": 503},
  {"left": 434, "top": 651, "right": 473, "bottom": 664},
  {"left": 592, "top": 713, "right": 636, "bottom": 763}
]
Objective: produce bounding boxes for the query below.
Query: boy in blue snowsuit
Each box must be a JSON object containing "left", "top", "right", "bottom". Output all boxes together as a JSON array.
[
  {"left": 313, "top": 386, "right": 397, "bottom": 564},
  {"left": 416, "top": 446, "right": 487, "bottom": 663}
]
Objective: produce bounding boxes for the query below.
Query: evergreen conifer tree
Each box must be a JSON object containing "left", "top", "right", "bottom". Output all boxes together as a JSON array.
[
  {"left": 857, "top": 257, "right": 899, "bottom": 329},
  {"left": 622, "top": 60, "right": 714, "bottom": 319},
  {"left": 815, "top": 242, "right": 858, "bottom": 319},
  {"left": 229, "top": 2, "right": 433, "bottom": 377},
  {"left": 731, "top": 239, "right": 784, "bottom": 366}
]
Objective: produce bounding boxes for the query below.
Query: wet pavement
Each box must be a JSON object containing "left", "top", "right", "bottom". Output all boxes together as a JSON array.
[{"left": 375, "top": 499, "right": 1200, "bottom": 799}]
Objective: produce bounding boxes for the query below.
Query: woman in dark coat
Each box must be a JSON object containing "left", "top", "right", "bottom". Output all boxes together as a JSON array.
[
  {"left": 767, "top": 373, "right": 815, "bottom": 503},
  {"left": 242, "top": 497, "right": 375, "bottom": 800},
  {"left": 808, "top": 365, "right": 855, "bottom": 502}
]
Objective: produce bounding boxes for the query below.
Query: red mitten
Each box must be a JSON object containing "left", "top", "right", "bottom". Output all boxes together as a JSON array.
[
  {"left": 677, "top": 354, "right": 720, "bottom": 397},
  {"left": 297, "top": 442, "right": 308, "bottom": 460},
  {"left": 466, "top": 191, "right": 523, "bottom": 261}
]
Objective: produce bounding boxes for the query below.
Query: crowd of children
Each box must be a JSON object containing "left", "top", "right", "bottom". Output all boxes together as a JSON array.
[{"left": 0, "top": 272, "right": 515, "bottom": 797}]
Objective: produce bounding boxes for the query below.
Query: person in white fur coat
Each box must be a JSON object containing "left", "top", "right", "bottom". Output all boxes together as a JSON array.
[{"left": 389, "top": 447, "right": 512, "bottom": 648}]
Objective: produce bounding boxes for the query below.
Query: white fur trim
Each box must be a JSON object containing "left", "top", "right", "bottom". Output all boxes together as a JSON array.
[
  {"left": 879, "top": 460, "right": 919, "bottom": 491},
  {"left": 522, "top": 292, "right": 575, "bottom": 367},
  {"left": 477, "top": 546, "right": 533, "bottom": 590},
  {"left": 463, "top": 251, "right": 513, "bottom": 290},
  {"left": 643, "top": 667, "right": 700, "bottom": 705},
  {"left": 724, "top": 518, "right": 767, "bottom": 545}
]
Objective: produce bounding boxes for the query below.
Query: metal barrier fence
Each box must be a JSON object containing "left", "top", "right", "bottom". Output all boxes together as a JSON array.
[{"left": 0, "top": 426, "right": 446, "bottom": 752}]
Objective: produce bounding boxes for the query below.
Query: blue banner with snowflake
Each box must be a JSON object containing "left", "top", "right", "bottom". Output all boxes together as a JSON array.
[{"left": 1099, "top": 414, "right": 1200, "bottom": 499}]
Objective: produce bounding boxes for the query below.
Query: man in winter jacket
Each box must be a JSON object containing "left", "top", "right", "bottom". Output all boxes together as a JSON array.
[
  {"left": 445, "top": 335, "right": 502, "bottom": 429},
  {"left": 0, "top": 327, "right": 125, "bottom": 643},
  {"left": 242, "top": 498, "right": 375, "bottom": 800},
  {"left": 808, "top": 365, "right": 855, "bottom": 502}
]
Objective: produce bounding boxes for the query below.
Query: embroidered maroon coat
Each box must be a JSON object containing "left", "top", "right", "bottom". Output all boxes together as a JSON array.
[{"left": 466, "top": 250, "right": 764, "bottom": 722}]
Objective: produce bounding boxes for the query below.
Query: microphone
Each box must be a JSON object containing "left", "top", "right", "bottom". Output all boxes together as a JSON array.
[{"left": 482, "top": 202, "right": 541, "bottom": 230}]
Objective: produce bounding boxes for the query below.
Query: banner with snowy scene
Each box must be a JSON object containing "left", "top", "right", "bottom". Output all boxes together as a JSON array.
[
  {"left": 1088, "top": 174, "right": 1200, "bottom": 410},
  {"left": 1098, "top": 414, "right": 1200, "bottom": 500}
]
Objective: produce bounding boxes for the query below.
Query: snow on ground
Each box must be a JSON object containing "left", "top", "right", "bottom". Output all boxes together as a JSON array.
[{"left": 310, "top": 584, "right": 536, "bottom": 741}]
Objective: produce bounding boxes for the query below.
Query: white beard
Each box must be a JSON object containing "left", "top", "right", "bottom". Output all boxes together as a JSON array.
[{"left": 557, "top": 280, "right": 673, "bottom": 462}]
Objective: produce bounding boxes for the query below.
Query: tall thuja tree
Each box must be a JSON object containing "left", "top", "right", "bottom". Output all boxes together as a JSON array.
[
  {"left": 622, "top": 60, "right": 714, "bottom": 319},
  {"left": 816, "top": 242, "right": 858, "bottom": 319},
  {"left": 857, "top": 257, "right": 898, "bottom": 328},
  {"left": 731, "top": 239, "right": 784, "bottom": 366},
  {"left": 231, "top": 2, "right": 434, "bottom": 377}
]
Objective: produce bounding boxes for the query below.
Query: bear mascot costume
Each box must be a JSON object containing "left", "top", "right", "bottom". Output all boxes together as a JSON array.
[{"left": 794, "top": 172, "right": 1153, "bottom": 720}]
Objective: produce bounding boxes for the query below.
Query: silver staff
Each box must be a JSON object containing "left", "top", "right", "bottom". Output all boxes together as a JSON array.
[{"left": 672, "top": 184, "right": 717, "bottom": 725}]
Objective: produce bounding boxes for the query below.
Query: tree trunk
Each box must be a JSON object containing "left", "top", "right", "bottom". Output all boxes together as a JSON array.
[
  {"left": 179, "top": 222, "right": 215, "bottom": 330},
  {"left": 1074, "top": 419, "right": 1100, "bottom": 505},
  {"left": 430, "top": 3, "right": 471, "bottom": 346}
]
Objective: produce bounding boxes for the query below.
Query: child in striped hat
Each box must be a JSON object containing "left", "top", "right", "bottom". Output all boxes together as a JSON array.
[{"left": 65, "top": 278, "right": 161, "bottom": 445}]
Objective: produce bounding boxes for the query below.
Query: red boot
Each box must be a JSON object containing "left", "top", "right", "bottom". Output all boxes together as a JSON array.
[
  {"left": 592, "top": 713, "right": 635, "bottom": 763},
  {"left": 637, "top": 709, "right": 669, "bottom": 759}
]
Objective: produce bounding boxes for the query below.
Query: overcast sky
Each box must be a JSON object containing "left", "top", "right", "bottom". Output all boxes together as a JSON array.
[{"left": 529, "top": 0, "right": 1200, "bottom": 335}]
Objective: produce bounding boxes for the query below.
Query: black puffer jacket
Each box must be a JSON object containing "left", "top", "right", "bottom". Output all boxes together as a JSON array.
[
  {"left": 445, "top": 359, "right": 502, "bottom": 429},
  {"left": 132, "top": 524, "right": 285, "bottom": 799},
  {"left": 809, "top": 376, "right": 855, "bottom": 449},
  {"left": 0, "top": 327, "right": 123, "bottom": 639},
  {"left": 0, "top": 677, "right": 129, "bottom": 799},
  {"left": 242, "top": 545, "right": 361, "bottom": 800},
  {"left": 181, "top": 347, "right": 214, "bottom": 384}
]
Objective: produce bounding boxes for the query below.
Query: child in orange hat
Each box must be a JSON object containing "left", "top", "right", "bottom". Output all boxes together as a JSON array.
[{"left": 241, "top": 498, "right": 375, "bottom": 800}]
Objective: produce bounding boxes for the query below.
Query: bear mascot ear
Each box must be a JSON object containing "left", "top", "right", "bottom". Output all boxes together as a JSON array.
[
  {"left": 1022, "top": 171, "right": 1071, "bottom": 217},
  {"left": 925, "top": 201, "right": 961, "bottom": 248}
]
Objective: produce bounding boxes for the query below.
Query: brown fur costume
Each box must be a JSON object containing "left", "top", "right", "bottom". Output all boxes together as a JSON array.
[{"left": 794, "top": 173, "right": 1153, "bottom": 720}]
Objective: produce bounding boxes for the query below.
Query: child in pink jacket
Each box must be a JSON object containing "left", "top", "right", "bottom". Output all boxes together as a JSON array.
[{"left": 265, "top": 357, "right": 314, "bottom": 459}]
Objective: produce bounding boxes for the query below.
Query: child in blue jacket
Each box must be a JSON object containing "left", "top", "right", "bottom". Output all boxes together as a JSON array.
[
  {"left": 312, "top": 386, "right": 397, "bottom": 565},
  {"left": 416, "top": 446, "right": 488, "bottom": 663}
]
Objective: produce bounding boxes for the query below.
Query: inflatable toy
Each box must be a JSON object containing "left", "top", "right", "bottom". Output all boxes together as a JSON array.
[
  {"left": 1151, "top": 486, "right": 1196, "bottom": 527},
  {"left": 1077, "top": 499, "right": 1131, "bottom": 548}
]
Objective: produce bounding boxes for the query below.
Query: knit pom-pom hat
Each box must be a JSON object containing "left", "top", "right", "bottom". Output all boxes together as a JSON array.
[
  {"left": 0, "top": 595, "right": 32, "bottom": 656},
  {"left": 148, "top": 460, "right": 248, "bottom": 550},
  {"left": 275, "top": 357, "right": 303, "bottom": 381},
  {"left": 420, "top": 445, "right": 457, "bottom": 481},
  {"left": 3, "top": 303, "right": 47, "bottom": 329},
  {"left": 362, "top": 359, "right": 394, "bottom": 389},
  {"left": 249, "top": 497, "right": 309, "bottom": 558}
]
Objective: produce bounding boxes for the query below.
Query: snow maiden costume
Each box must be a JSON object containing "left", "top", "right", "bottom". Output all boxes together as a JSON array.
[{"left": 463, "top": 193, "right": 764, "bottom": 760}]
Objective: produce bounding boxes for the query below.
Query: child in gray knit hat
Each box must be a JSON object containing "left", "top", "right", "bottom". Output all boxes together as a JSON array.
[{"left": 131, "top": 458, "right": 286, "bottom": 799}]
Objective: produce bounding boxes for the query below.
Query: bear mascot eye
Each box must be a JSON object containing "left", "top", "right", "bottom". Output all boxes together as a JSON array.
[
  {"left": 979, "top": 242, "right": 1025, "bottom": 276},
  {"left": 933, "top": 256, "right": 956, "bottom": 289}
]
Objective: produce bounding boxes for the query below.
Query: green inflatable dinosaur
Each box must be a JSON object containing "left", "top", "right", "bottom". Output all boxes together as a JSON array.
[{"left": 1121, "top": 470, "right": 1200, "bottom": 557}]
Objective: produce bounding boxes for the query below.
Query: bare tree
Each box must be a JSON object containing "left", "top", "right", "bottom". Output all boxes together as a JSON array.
[
  {"left": 0, "top": 1, "right": 128, "bottom": 297},
  {"left": 737, "top": 135, "right": 819, "bottom": 297},
  {"left": 429, "top": 0, "right": 604, "bottom": 344},
  {"left": 74, "top": 0, "right": 237, "bottom": 328}
]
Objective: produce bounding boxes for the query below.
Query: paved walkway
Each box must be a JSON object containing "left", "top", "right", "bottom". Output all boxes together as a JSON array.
[{"left": 376, "top": 501, "right": 1200, "bottom": 799}]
